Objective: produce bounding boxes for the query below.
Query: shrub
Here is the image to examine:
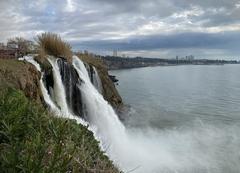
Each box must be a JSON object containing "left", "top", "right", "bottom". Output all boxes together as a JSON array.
[
  {"left": 0, "top": 88, "right": 119, "bottom": 173},
  {"left": 36, "top": 32, "right": 72, "bottom": 62}
]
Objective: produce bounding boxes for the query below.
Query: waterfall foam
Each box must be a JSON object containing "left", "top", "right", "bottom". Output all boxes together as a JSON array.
[
  {"left": 72, "top": 56, "right": 168, "bottom": 172},
  {"left": 72, "top": 56, "right": 240, "bottom": 173}
]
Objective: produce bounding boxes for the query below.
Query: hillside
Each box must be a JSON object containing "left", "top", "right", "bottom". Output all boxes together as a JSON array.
[
  {"left": 0, "top": 33, "right": 124, "bottom": 172},
  {"left": 0, "top": 59, "right": 42, "bottom": 103},
  {"left": 0, "top": 88, "right": 118, "bottom": 172}
]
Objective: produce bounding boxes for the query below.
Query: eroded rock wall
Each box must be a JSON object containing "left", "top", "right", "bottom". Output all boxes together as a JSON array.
[{"left": 0, "top": 59, "right": 42, "bottom": 103}]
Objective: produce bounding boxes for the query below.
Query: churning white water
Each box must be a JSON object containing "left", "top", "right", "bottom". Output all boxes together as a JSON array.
[
  {"left": 72, "top": 56, "right": 240, "bottom": 173},
  {"left": 23, "top": 56, "right": 240, "bottom": 173}
]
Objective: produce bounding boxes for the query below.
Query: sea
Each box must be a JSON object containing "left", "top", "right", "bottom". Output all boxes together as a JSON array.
[{"left": 110, "top": 64, "right": 240, "bottom": 172}]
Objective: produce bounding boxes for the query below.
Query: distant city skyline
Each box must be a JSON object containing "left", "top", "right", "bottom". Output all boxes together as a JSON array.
[{"left": 0, "top": 0, "right": 240, "bottom": 59}]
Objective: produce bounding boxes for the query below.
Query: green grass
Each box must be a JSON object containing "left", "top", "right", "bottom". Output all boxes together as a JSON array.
[{"left": 0, "top": 88, "right": 119, "bottom": 173}]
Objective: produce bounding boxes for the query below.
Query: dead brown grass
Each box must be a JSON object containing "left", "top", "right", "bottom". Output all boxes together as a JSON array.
[{"left": 36, "top": 32, "right": 72, "bottom": 62}]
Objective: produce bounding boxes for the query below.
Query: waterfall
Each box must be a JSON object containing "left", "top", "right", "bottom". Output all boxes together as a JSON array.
[
  {"left": 92, "top": 66, "right": 103, "bottom": 94},
  {"left": 56, "top": 57, "right": 83, "bottom": 118},
  {"left": 21, "top": 55, "right": 87, "bottom": 125},
  {"left": 72, "top": 56, "right": 139, "bottom": 170},
  {"left": 72, "top": 56, "right": 201, "bottom": 172},
  {"left": 20, "top": 55, "right": 240, "bottom": 173},
  {"left": 21, "top": 55, "right": 190, "bottom": 172},
  {"left": 81, "top": 59, "right": 102, "bottom": 93},
  {"left": 40, "top": 76, "right": 61, "bottom": 115},
  {"left": 47, "top": 57, "right": 70, "bottom": 116},
  {"left": 19, "top": 56, "right": 41, "bottom": 71},
  {"left": 20, "top": 56, "right": 60, "bottom": 115}
]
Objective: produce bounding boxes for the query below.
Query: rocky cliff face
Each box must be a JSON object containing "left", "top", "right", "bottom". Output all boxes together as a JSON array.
[
  {"left": 0, "top": 59, "right": 42, "bottom": 103},
  {"left": 76, "top": 53, "right": 123, "bottom": 110},
  {"left": 0, "top": 55, "right": 123, "bottom": 117},
  {"left": 57, "top": 58, "right": 84, "bottom": 118}
]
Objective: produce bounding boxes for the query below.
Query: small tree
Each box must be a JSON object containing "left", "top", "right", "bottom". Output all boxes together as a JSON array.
[{"left": 7, "top": 37, "right": 36, "bottom": 56}]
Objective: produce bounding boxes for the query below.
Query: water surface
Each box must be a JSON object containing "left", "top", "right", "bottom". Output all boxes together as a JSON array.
[
  {"left": 110, "top": 64, "right": 240, "bottom": 172},
  {"left": 111, "top": 64, "right": 240, "bottom": 128}
]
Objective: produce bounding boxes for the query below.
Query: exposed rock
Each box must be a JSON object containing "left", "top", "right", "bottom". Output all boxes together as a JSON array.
[
  {"left": 0, "top": 54, "right": 124, "bottom": 117},
  {"left": 76, "top": 53, "right": 123, "bottom": 110},
  {"left": 57, "top": 58, "right": 83, "bottom": 118},
  {"left": 0, "top": 59, "right": 42, "bottom": 103},
  {"left": 109, "top": 75, "right": 119, "bottom": 83}
]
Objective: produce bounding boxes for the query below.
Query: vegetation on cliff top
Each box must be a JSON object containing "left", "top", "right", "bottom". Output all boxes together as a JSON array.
[
  {"left": 0, "top": 59, "right": 42, "bottom": 103},
  {"left": 0, "top": 88, "right": 119, "bottom": 173},
  {"left": 77, "top": 53, "right": 123, "bottom": 109},
  {"left": 36, "top": 32, "right": 72, "bottom": 62}
]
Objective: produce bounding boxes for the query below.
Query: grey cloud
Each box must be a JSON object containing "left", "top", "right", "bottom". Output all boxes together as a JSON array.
[
  {"left": 74, "top": 31, "right": 240, "bottom": 51},
  {"left": 0, "top": 0, "right": 240, "bottom": 58}
]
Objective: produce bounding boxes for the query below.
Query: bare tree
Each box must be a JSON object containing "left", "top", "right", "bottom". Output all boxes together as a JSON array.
[{"left": 7, "top": 37, "right": 36, "bottom": 56}]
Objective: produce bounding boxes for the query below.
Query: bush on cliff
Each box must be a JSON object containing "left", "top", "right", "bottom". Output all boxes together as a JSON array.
[
  {"left": 36, "top": 32, "right": 72, "bottom": 62},
  {"left": 0, "top": 88, "right": 118, "bottom": 173}
]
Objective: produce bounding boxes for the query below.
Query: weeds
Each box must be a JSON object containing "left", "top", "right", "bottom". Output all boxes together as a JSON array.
[
  {"left": 0, "top": 88, "right": 119, "bottom": 173},
  {"left": 36, "top": 32, "right": 72, "bottom": 62}
]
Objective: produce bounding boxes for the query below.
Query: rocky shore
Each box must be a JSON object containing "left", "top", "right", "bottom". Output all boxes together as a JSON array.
[{"left": 101, "top": 56, "right": 239, "bottom": 70}]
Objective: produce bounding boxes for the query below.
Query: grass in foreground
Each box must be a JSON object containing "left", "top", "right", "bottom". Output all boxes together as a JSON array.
[{"left": 0, "top": 88, "right": 119, "bottom": 173}]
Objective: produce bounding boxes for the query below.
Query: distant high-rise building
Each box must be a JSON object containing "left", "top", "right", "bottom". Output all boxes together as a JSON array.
[
  {"left": 0, "top": 43, "right": 4, "bottom": 49},
  {"left": 84, "top": 50, "right": 88, "bottom": 55},
  {"left": 113, "top": 50, "right": 117, "bottom": 57},
  {"left": 186, "top": 55, "right": 194, "bottom": 61}
]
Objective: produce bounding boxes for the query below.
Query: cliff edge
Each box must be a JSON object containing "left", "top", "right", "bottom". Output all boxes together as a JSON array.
[{"left": 0, "top": 59, "right": 42, "bottom": 103}]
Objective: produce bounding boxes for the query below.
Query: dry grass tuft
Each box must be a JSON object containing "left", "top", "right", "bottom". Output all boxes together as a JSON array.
[{"left": 36, "top": 32, "right": 72, "bottom": 62}]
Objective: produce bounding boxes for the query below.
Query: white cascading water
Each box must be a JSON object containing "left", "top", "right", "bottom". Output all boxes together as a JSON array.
[
  {"left": 22, "top": 55, "right": 240, "bottom": 173},
  {"left": 47, "top": 57, "right": 70, "bottom": 116},
  {"left": 39, "top": 76, "right": 62, "bottom": 116},
  {"left": 46, "top": 56, "right": 87, "bottom": 125},
  {"left": 72, "top": 56, "right": 129, "bottom": 159},
  {"left": 83, "top": 62, "right": 102, "bottom": 93},
  {"left": 20, "top": 56, "right": 60, "bottom": 115},
  {"left": 21, "top": 56, "right": 87, "bottom": 125},
  {"left": 92, "top": 67, "right": 103, "bottom": 94},
  {"left": 72, "top": 56, "right": 178, "bottom": 172},
  {"left": 72, "top": 56, "right": 240, "bottom": 173}
]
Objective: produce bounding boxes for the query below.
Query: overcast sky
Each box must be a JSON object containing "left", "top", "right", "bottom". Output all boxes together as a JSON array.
[{"left": 0, "top": 0, "right": 240, "bottom": 59}]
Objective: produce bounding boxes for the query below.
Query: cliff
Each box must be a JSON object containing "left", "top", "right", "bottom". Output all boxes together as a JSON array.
[
  {"left": 0, "top": 33, "right": 122, "bottom": 172},
  {"left": 34, "top": 54, "right": 123, "bottom": 112},
  {"left": 0, "top": 55, "right": 123, "bottom": 112},
  {"left": 77, "top": 53, "right": 123, "bottom": 109},
  {"left": 0, "top": 59, "right": 42, "bottom": 103},
  {"left": 0, "top": 88, "right": 118, "bottom": 172}
]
